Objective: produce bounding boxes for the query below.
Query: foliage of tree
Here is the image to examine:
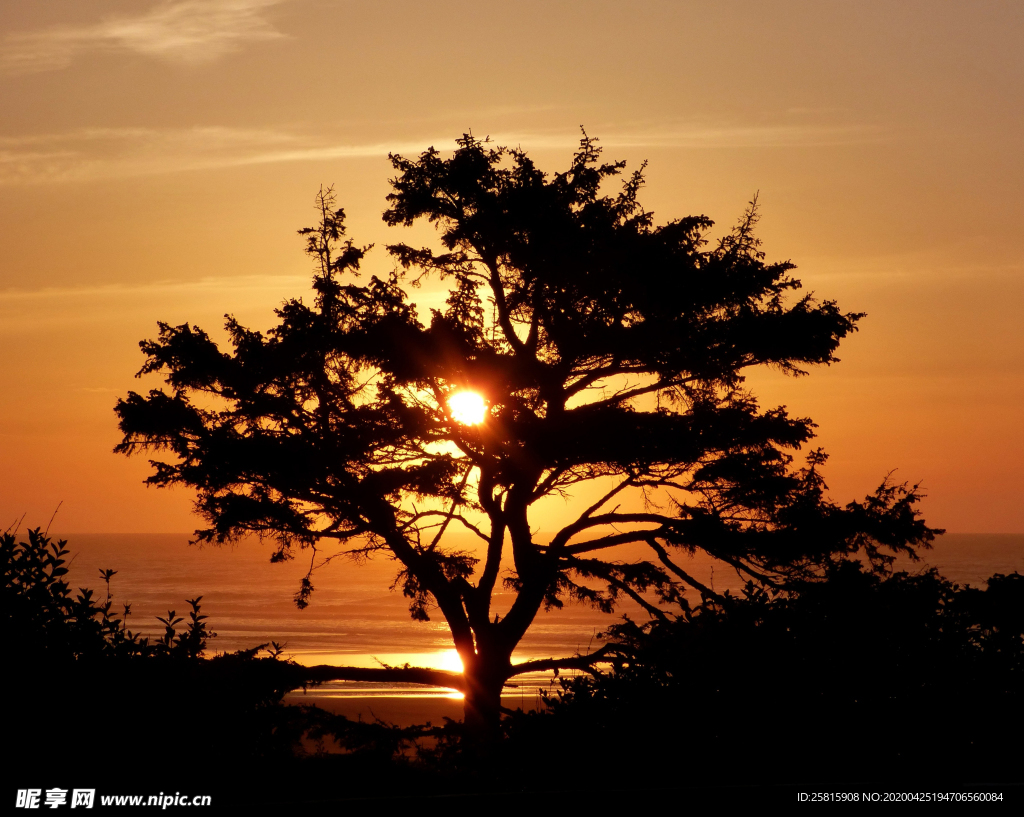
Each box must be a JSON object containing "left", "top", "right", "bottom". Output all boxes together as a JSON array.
[{"left": 114, "top": 133, "right": 938, "bottom": 736}]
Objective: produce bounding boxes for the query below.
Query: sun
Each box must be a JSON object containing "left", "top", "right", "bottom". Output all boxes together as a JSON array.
[
  {"left": 448, "top": 391, "right": 487, "bottom": 425},
  {"left": 435, "top": 649, "right": 465, "bottom": 674}
]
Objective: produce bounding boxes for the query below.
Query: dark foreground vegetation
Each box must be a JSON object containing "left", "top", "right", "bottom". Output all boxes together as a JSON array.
[{"left": 4, "top": 528, "right": 1022, "bottom": 804}]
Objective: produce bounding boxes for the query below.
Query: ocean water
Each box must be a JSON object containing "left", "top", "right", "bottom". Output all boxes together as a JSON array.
[{"left": 49, "top": 531, "right": 1023, "bottom": 720}]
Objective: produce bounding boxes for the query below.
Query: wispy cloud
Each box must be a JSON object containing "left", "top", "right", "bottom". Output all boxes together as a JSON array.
[
  {"left": 499, "top": 121, "right": 887, "bottom": 151},
  {"left": 1, "top": 0, "right": 285, "bottom": 74},
  {"left": 0, "top": 120, "right": 887, "bottom": 186},
  {"left": 0, "top": 126, "right": 461, "bottom": 185},
  {"left": 0, "top": 274, "right": 314, "bottom": 332},
  {"left": 0, "top": 274, "right": 309, "bottom": 302},
  {"left": 618, "top": 122, "right": 884, "bottom": 149}
]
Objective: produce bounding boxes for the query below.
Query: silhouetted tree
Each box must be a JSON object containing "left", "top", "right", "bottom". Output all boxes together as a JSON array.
[{"left": 115, "top": 133, "right": 937, "bottom": 739}]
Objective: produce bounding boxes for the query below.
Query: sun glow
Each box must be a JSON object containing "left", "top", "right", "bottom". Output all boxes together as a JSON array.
[
  {"left": 447, "top": 391, "right": 487, "bottom": 425},
  {"left": 435, "top": 649, "right": 465, "bottom": 673}
]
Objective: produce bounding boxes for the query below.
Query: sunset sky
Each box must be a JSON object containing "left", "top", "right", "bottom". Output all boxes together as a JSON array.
[{"left": 1, "top": 0, "right": 1021, "bottom": 534}]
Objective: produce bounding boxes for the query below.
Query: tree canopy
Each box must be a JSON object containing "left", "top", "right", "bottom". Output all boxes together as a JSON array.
[{"left": 115, "top": 132, "right": 938, "bottom": 734}]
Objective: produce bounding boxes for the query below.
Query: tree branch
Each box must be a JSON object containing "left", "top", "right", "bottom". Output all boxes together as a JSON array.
[
  {"left": 646, "top": 538, "right": 724, "bottom": 602},
  {"left": 549, "top": 512, "right": 676, "bottom": 551},
  {"left": 548, "top": 530, "right": 655, "bottom": 555},
  {"left": 701, "top": 547, "right": 783, "bottom": 589},
  {"left": 401, "top": 510, "right": 490, "bottom": 545},
  {"left": 605, "top": 574, "right": 671, "bottom": 621},
  {"left": 483, "top": 257, "right": 525, "bottom": 354},
  {"left": 560, "top": 476, "right": 634, "bottom": 533},
  {"left": 302, "top": 664, "right": 465, "bottom": 691},
  {"left": 506, "top": 643, "right": 615, "bottom": 678},
  {"left": 475, "top": 468, "right": 505, "bottom": 602}
]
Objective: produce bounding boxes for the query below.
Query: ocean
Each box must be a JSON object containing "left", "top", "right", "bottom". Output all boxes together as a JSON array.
[{"left": 50, "top": 532, "right": 1023, "bottom": 723}]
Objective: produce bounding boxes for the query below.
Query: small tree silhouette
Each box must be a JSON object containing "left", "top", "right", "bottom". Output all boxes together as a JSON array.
[{"left": 115, "top": 133, "right": 938, "bottom": 739}]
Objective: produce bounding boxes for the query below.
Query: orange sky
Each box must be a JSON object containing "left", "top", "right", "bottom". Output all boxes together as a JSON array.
[{"left": 1, "top": 0, "right": 1021, "bottom": 533}]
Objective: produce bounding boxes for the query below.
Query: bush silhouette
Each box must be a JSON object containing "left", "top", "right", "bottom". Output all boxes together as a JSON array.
[
  {"left": 496, "top": 563, "right": 1024, "bottom": 786},
  {"left": 5, "top": 527, "right": 1020, "bottom": 796},
  {"left": 2, "top": 528, "right": 311, "bottom": 787}
]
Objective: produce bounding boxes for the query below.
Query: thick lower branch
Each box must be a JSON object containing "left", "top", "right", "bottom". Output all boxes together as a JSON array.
[
  {"left": 302, "top": 664, "right": 465, "bottom": 691},
  {"left": 506, "top": 643, "right": 615, "bottom": 678}
]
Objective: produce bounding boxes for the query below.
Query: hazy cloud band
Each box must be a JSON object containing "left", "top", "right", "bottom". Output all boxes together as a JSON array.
[
  {"left": 1, "top": 0, "right": 285, "bottom": 74},
  {"left": 0, "top": 122, "right": 885, "bottom": 185}
]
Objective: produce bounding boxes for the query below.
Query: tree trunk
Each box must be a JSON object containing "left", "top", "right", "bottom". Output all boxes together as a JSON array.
[{"left": 461, "top": 657, "right": 507, "bottom": 745}]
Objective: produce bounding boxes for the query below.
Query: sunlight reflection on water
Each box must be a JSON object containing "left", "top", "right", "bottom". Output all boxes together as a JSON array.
[{"left": 56, "top": 532, "right": 1023, "bottom": 708}]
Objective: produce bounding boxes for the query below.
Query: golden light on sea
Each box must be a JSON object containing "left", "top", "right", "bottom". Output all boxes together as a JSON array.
[{"left": 448, "top": 391, "right": 487, "bottom": 425}]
